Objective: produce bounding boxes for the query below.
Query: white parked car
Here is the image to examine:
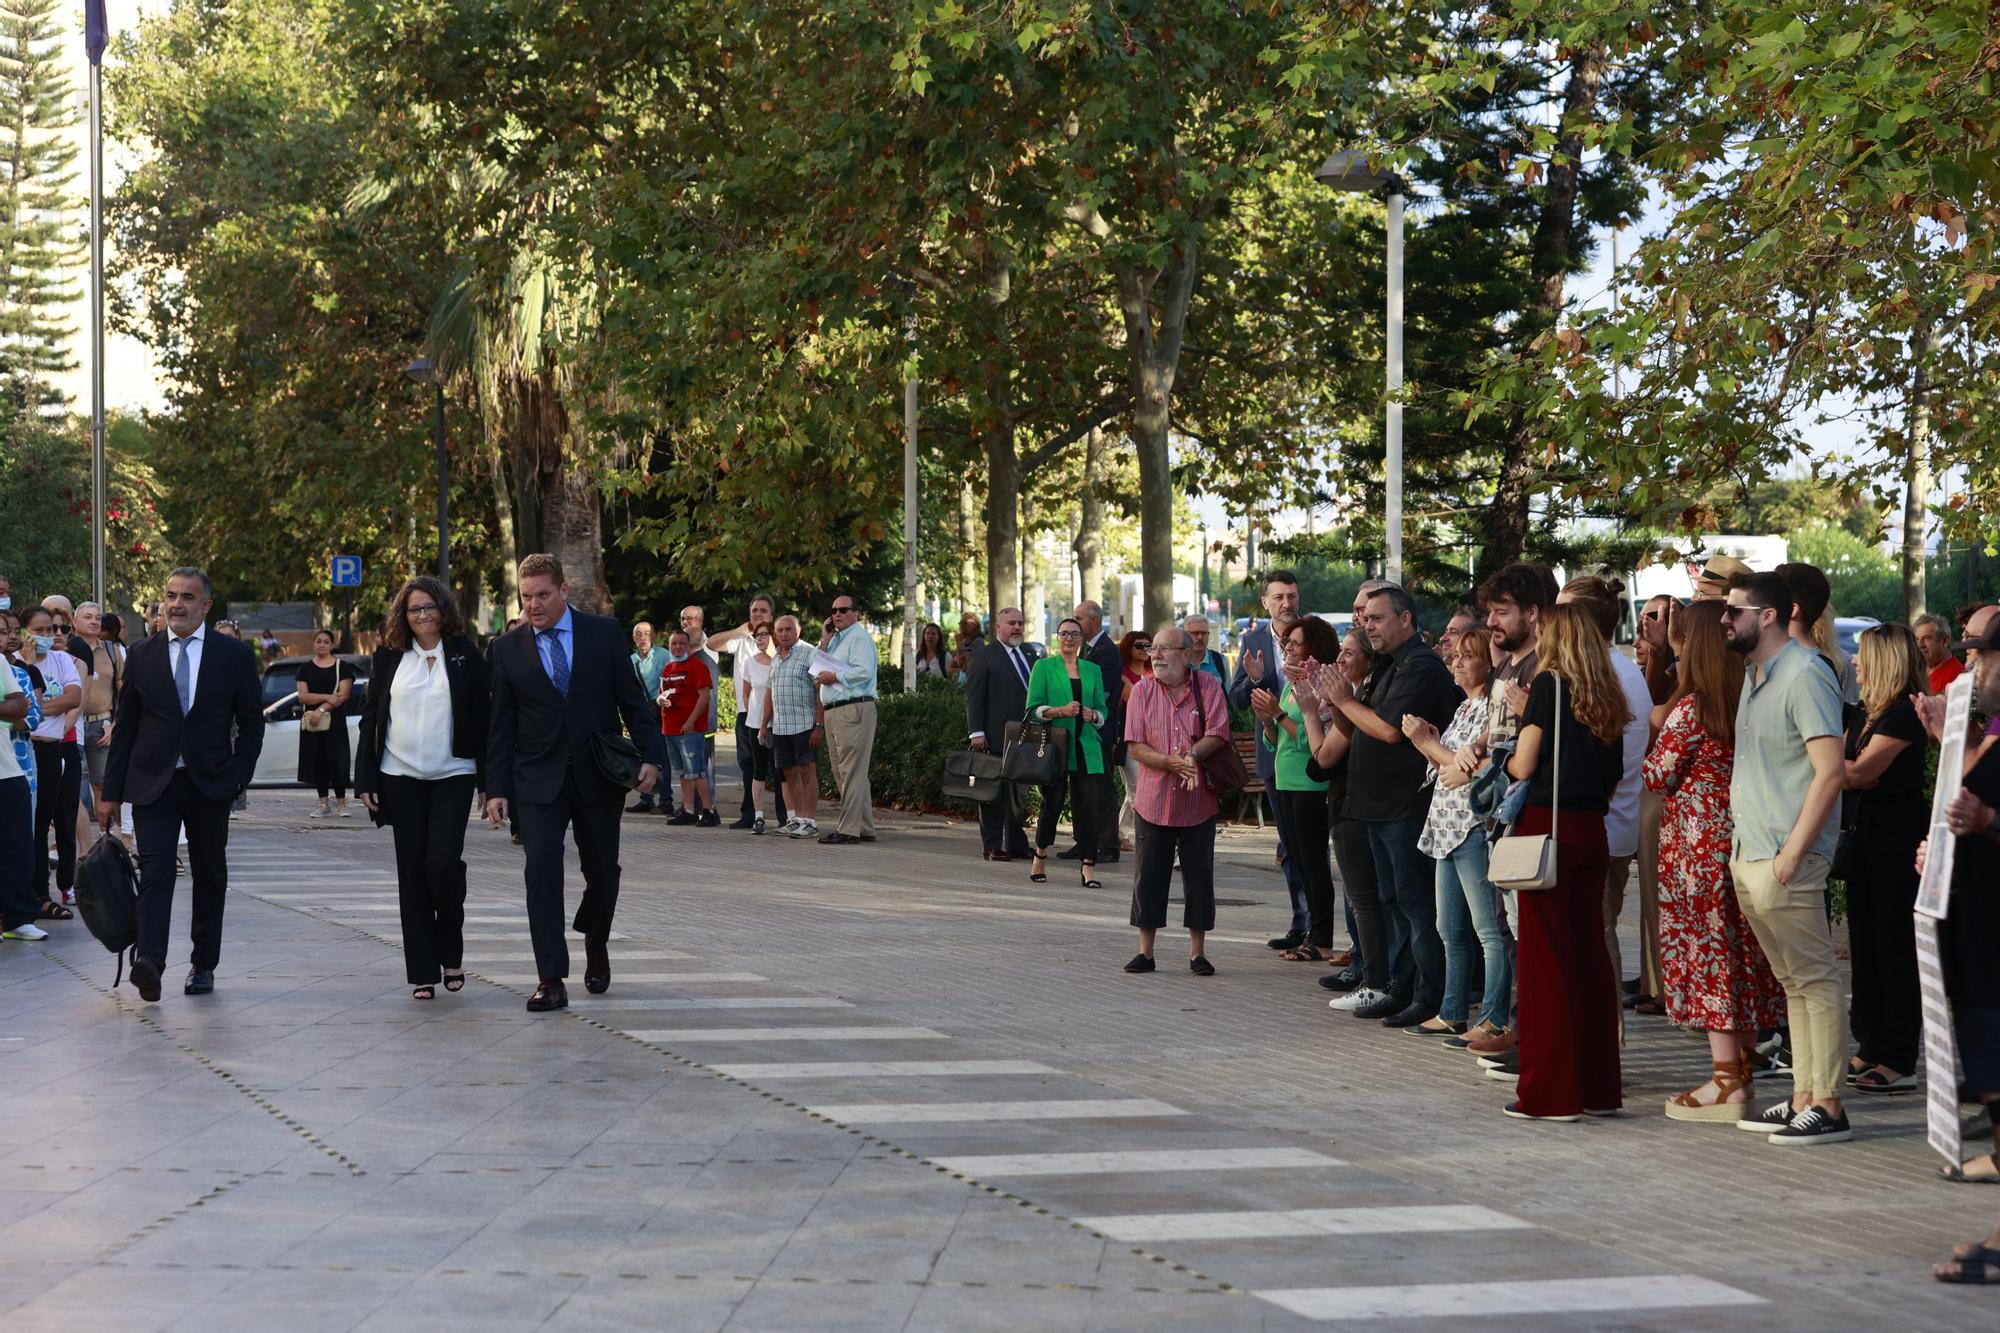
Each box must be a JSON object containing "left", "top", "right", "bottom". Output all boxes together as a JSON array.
[{"left": 249, "top": 654, "right": 369, "bottom": 788}]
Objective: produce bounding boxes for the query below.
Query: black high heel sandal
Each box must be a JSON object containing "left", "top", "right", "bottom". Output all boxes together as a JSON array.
[
  {"left": 1029, "top": 852, "right": 1048, "bottom": 884},
  {"left": 1080, "top": 862, "right": 1103, "bottom": 889},
  {"left": 442, "top": 971, "right": 465, "bottom": 992},
  {"left": 413, "top": 985, "right": 435, "bottom": 1001}
]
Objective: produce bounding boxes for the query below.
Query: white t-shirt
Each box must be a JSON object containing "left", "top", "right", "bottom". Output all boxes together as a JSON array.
[
  {"left": 29, "top": 649, "right": 82, "bottom": 743},
  {"left": 1606, "top": 650, "right": 1652, "bottom": 858},
  {"left": 741, "top": 647, "right": 774, "bottom": 727}
]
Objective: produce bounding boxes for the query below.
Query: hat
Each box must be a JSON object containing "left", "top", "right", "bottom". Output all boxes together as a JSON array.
[
  {"left": 1694, "top": 553, "right": 1751, "bottom": 589},
  {"left": 1952, "top": 607, "right": 1999, "bottom": 654}
]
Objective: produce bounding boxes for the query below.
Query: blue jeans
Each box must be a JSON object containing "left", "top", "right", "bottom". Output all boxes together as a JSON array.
[
  {"left": 1366, "top": 816, "right": 1442, "bottom": 1011},
  {"left": 1436, "top": 834, "right": 1512, "bottom": 1028},
  {"left": 1268, "top": 786, "right": 1310, "bottom": 934}
]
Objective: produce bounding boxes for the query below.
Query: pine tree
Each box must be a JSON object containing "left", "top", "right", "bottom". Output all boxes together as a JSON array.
[{"left": 0, "top": 0, "right": 79, "bottom": 419}]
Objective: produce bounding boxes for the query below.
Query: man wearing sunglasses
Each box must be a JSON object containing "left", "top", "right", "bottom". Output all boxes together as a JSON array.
[
  {"left": 1724, "top": 568, "right": 1850, "bottom": 1145},
  {"left": 814, "top": 595, "right": 878, "bottom": 845}
]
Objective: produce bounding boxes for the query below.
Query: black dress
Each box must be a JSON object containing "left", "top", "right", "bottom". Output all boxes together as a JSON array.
[
  {"left": 1844, "top": 699, "right": 1929, "bottom": 1074},
  {"left": 296, "top": 659, "right": 353, "bottom": 797},
  {"left": 1945, "top": 743, "right": 2000, "bottom": 1095}
]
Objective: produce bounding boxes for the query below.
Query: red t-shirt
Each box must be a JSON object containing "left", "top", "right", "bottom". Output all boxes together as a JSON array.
[
  {"left": 1930, "top": 656, "right": 1966, "bottom": 694},
  {"left": 657, "top": 657, "right": 712, "bottom": 737}
]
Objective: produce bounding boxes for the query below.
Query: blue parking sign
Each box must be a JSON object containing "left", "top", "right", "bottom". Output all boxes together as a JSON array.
[{"left": 331, "top": 555, "right": 363, "bottom": 588}]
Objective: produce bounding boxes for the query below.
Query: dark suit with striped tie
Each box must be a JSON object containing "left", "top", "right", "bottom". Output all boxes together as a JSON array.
[{"left": 964, "top": 638, "right": 1039, "bottom": 857}]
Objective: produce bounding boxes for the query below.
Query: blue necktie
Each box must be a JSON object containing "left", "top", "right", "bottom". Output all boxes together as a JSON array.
[
  {"left": 542, "top": 628, "right": 571, "bottom": 699},
  {"left": 1009, "top": 647, "right": 1028, "bottom": 688},
  {"left": 174, "top": 637, "right": 193, "bottom": 714}
]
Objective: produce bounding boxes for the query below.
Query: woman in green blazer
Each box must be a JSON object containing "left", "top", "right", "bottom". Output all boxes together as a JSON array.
[{"left": 1023, "top": 617, "right": 1113, "bottom": 887}]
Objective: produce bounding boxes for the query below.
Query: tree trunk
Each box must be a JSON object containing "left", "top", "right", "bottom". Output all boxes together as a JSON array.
[
  {"left": 958, "top": 480, "right": 979, "bottom": 614},
  {"left": 1118, "top": 241, "right": 1201, "bottom": 633},
  {"left": 979, "top": 255, "right": 1020, "bottom": 619},
  {"left": 488, "top": 455, "right": 519, "bottom": 625},
  {"left": 539, "top": 457, "right": 609, "bottom": 613},
  {"left": 1021, "top": 495, "right": 1044, "bottom": 641},
  {"left": 1481, "top": 42, "right": 1609, "bottom": 575},
  {"left": 1900, "top": 327, "right": 1937, "bottom": 622},
  {"left": 1073, "top": 426, "right": 1105, "bottom": 608}
]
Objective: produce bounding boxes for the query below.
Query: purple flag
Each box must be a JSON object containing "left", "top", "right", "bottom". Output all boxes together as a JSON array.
[{"left": 86, "top": 0, "right": 108, "bottom": 66}]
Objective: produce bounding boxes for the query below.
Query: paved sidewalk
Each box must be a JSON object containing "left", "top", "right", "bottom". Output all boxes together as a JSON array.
[{"left": 2, "top": 784, "right": 1995, "bottom": 1331}]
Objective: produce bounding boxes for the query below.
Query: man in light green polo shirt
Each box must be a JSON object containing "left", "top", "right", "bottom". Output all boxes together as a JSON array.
[{"left": 1725, "top": 569, "right": 1849, "bottom": 1146}]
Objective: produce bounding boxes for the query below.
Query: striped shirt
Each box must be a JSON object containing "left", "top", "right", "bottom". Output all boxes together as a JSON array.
[
  {"left": 766, "top": 642, "right": 820, "bottom": 734},
  {"left": 1123, "top": 671, "right": 1231, "bottom": 827}
]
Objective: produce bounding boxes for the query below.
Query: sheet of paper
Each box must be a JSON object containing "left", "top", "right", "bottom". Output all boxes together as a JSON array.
[
  {"left": 1916, "top": 674, "right": 1973, "bottom": 920},
  {"left": 809, "top": 648, "right": 847, "bottom": 681},
  {"left": 1916, "top": 913, "right": 1963, "bottom": 1166}
]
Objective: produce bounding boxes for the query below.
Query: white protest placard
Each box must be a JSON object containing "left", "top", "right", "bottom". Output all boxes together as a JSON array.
[
  {"left": 1916, "top": 674, "right": 1974, "bottom": 920},
  {"left": 1916, "top": 913, "right": 1963, "bottom": 1165}
]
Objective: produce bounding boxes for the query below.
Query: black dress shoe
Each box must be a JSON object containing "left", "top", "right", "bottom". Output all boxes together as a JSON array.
[
  {"left": 982, "top": 849, "right": 1013, "bottom": 862},
  {"left": 1381, "top": 1002, "right": 1437, "bottom": 1029},
  {"left": 1095, "top": 850, "right": 1120, "bottom": 864},
  {"left": 184, "top": 968, "right": 214, "bottom": 996},
  {"left": 130, "top": 957, "right": 162, "bottom": 1003},
  {"left": 1268, "top": 930, "right": 1307, "bottom": 950},
  {"left": 1123, "top": 953, "right": 1156, "bottom": 973},
  {"left": 626, "top": 799, "right": 655, "bottom": 814},
  {"left": 1055, "top": 845, "right": 1086, "bottom": 860},
  {"left": 859, "top": 834, "right": 877, "bottom": 842},
  {"left": 584, "top": 939, "right": 610, "bottom": 994},
  {"left": 1353, "top": 993, "right": 1408, "bottom": 1020},
  {"left": 817, "top": 831, "right": 860, "bottom": 845},
  {"left": 526, "top": 979, "right": 569, "bottom": 1012},
  {"left": 728, "top": 815, "right": 756, "bottom": 830},
  {"left": 1319, "top": 968, "right": 1362, "bottom": 992}
]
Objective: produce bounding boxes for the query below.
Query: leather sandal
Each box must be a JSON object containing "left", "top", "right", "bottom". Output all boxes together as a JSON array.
[{"left": 1664, "top": 1056, "right": 1753, "bottom": 1123}]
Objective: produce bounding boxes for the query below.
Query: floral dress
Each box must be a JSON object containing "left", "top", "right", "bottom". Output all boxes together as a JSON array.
[{"left": 1642, "top": 695, "right": 1784, "bottom": 1032}]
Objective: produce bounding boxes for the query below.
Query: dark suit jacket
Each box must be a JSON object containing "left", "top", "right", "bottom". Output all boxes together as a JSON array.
[
  {"left": 353, "top": 636, "right": 491, "bottom": 801},
  {"left": 1083, "top": 630, "right": 1125, "bottom": 740},
  {"left": 1228, "top": 621, "right": 1281, "bottom": 781},
  {"left": 485, "top": 609, "right": 667, "bottom": 805},
  {"left": 964, "top": 639, "right": 1039, "bottom": 742},
  {"left": 102, "top": 629, "right": 265, "bottom": 806}
]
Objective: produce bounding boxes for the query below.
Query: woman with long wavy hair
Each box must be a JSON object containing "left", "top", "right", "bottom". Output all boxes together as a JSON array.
[
  {"left": 1502, "top": 603, "right": 1632, "bottom": 1122},
  {"left": 1648, "top": 601, "right": 1783, "bottom": 1122},
  {"left": 1841, "top": 623, "right": 1931, "bottom": 1094}
]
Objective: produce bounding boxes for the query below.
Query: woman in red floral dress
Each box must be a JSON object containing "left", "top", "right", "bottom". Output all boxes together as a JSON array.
[{"left": 1643, "top": 600, "right": 1785, "bottom": 1123}]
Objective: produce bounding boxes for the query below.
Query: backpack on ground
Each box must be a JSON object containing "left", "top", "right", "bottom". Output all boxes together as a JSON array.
[{"left": 74, "top": 836, "right": 140, "bottom": 986}]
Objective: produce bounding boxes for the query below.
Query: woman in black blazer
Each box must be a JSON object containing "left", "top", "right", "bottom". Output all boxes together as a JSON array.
[{"left": 355, "top": 576, "right": 490, "bottom": 1000}]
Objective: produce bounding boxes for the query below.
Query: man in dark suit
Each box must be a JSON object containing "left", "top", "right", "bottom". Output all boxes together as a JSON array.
[
  {"left": 1229, "top": 569, "right": 1308, "bottom": 948},
  {"left": 963, "top": 607, "right": 1037, "bottom": 861},
  {"left": 483, "top": 553, "right": 667, "bottom": 1013},
  {"left": 1062, "top": 599, "right": 1124, "bottom": 863},
  {"left": 100, "top": 567, "right": 265, "bottom": 1002}
]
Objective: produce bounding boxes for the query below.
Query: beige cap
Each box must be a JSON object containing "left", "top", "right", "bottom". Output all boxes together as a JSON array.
[
  {"left": 39, "top": 594, "right": 74, "bottom": 615},
  {"left": 1695, "top": 553, "right": 1751, "bottom": 589}
]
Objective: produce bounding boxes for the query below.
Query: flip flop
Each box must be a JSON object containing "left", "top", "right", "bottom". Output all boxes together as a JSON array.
[
  {"left": 36, "top": 900, "right": 73, "bottom": 920},
  {"left": 1278, "top": 944, "right": 1326, "bottom": 962},
  {"left": 1934, "top": 1242, "right": 2000, "bottom": 1284},
  {"left": 1939, "top": 1153, "right": 2000, "bottom": 1185}
]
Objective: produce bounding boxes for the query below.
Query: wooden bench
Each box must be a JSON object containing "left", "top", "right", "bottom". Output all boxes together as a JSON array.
[{"left": 1228, "top": 731, "right": 1267, "bottom": 828}]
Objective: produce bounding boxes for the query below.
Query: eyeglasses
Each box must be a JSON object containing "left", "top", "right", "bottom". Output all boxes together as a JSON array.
[
  {"left": 1720, "top": 605, "right": 1767, "bottom": 621},
  {"left": 1056, "top": 630, "right": 1082, "bottom": 640},
  {"left": 406, "top": 604, "right": 441, "bottom": 620}
]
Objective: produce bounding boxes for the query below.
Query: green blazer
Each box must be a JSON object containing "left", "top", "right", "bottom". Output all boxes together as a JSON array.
[{"left": 1023, "top": 653, "right": 1109, "bottom": 775}]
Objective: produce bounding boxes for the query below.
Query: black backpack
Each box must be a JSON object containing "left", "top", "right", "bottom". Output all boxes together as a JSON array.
[{"left": 74, "top": 837, "right": 140, "bottom": 985}]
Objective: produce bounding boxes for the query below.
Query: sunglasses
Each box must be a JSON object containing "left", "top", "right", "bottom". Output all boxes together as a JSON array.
[
  {"left": 830, "top": 605, "right": 854, "bottom": 614},
  {"left": 1721, "top": 604, "right": 1767, "bottom": 621}
]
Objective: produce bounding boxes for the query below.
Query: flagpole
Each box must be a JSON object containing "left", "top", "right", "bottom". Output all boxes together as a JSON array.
[{"left": 87, "top": 14, "right": 107, "bottom": 608}]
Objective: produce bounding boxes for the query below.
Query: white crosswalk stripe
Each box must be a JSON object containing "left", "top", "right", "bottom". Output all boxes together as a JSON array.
[
  {"left": 711, "top": 1060, "right": 1055, "bottom": 1079},
  {"left": 1077, "top": 1205, "right": 1532, "bottom": 1242},
  {"left": 627, "top": 1027, "right": 946, "bottom": 1043},
  {"left": 1256, "top": 1275, "right": 1764, "bottom": 1321},
  {"left": 928, "top": 1148, "right": 1342, "bottom": 1177},
  {"left": 809, "top": 1099, "right": 1184, "bottom": 1124},
  {"left": 478, "top": 972, "right": 767, "bottom": 985}
]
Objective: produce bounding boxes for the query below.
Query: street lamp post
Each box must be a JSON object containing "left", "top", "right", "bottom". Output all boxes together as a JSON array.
[
  {"left": 404, "top": 358, "right": 450, "bottom": 589},
  {"left": 1316, "top": 151, "right": 1409, "bottom": 587},
  {"left": 901, "top": 314, "right": 919, "bottom": 695}
]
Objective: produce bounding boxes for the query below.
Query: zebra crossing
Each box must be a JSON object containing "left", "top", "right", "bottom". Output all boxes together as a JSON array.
[{"left": 223, "top": 831, "right": 1767, "bottom": 1324}]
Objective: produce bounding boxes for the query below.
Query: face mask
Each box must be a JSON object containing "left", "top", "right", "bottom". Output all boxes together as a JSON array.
[
  {"left": 0, "top": 596, "right": 10, "bottom": 610},
  {"left": 30, "top": 634, "right": 55, "bottom": 652},
  {"left": 668, "top": 652, "right": 687, "bottom": 664}
]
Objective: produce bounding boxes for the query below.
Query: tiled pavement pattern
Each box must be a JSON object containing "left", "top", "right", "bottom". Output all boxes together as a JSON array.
[{"left": 3, "top": 779, "right": 1996, "bottom": 1331}]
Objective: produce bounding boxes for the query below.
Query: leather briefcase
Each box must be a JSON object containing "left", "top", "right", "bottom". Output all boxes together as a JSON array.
[{"left": 942, "top": 747, "right": 1006, "bottom": 803}]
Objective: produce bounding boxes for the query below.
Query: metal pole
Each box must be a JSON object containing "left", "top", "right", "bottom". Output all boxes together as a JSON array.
[
  {"left": 88, "top": 63, "right": 106, "bottom": 608},
  {"left": 901, "top": 320, "right": 919, "bottom": 693},
  {"left": 1385, "top": 190, "right": 1405, "bottom": 587},
  {"left": 432, "top": 382, "right": 450, "bottom": 588}
]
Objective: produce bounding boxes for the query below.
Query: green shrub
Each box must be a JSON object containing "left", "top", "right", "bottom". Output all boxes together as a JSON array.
[{"left": 815, "top": 675, "right": 969, "bottom": 812}]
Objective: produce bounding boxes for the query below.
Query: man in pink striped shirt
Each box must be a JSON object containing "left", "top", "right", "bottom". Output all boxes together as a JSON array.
[{"left": 1122, "top": 625, "right": 1232, "bottom": 975}]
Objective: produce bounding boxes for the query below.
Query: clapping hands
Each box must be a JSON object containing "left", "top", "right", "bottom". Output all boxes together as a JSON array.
[{"left": 1250, "top": 687, "right": 1280, "bottom": 723}]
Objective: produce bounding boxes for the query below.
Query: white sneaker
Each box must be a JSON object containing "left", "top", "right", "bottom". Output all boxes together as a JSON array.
[
  {"left": 1329, "top": 987, "right": 1389, "bottom": 1012},
  {"left": 3, "top": 923, "right": 50, "bottom": 941},
  {"left": 776, "top": 818, "right": 800, "bottom": 836},
  {"left": 309, "top": 804, "right": 329, "bottom": 819},
  {"left": 789, "top": 820, "right": 817, "bottom": 839}
]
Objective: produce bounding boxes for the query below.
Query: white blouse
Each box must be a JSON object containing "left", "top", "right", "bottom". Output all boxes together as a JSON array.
[{"left": 379, "top": 643, "right": 476, "bottom": 781}]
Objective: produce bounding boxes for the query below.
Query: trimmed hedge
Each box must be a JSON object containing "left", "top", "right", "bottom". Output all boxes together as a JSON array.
[{"left": 815, "top": 674, "right": 974, "bottom": 813}]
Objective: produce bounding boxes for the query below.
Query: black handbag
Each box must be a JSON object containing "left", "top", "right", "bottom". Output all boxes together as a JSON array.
[
  {"left": 74, "top": 836, "right": 139, "bottom": 986},
  {"left": 1001, "top": 719, "right": 1070, "bottom": 786},
  {"left": 942, "top": 747, "right": 1007, "bottom": 803},
  {"left": 589, "top": 732, "right": 647, "bottom": 790}
]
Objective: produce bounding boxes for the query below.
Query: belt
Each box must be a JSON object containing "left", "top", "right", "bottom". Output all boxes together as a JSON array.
[
  {"left": 824, "top": 696, "right": 876, "bottom": 711},
  {"left": 85, "top": 713, "right": 112, "bottom": 723}
]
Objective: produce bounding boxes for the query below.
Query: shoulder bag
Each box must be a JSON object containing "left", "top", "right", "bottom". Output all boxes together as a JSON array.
[
  {"left": 302, "top": 664, "right": 334, "bottom": 732},
  {"left": 1000, "top": 718, "right": 1069, "bottom": 787},
  {"left": 1190, "top": 674, "right": 1249, "bottom": 795},
  {"left": 1489, "top": 673, "right": 1562, "bottom": 892}
]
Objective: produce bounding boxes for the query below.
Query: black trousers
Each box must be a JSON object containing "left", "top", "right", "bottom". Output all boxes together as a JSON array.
[
  {"left": 736, "top": 720, "right": 787, "bottom": 823},
  {"left": 1279, "top": 789, "right": 1337, "bottom": 949},
  {"left": 1129, "top": 813, "right": 1217, "bottom": 931},
  {"left": 0, "top": 776, "right": 37, "bottom": 929},
  {"left": 1088, "top": 757, "right": 1121, "bottom": 856},
  {"left": 1847, "top": 812, "right": 1924, "bottom": 1073},
  {"left": 133, "top": 770, "right": 231, "bottom": 971},
  {"left": 32, "top": 738, "right": 82, "bottom": 895},
  {"left": 1332, "top": 815, "right": 1389, "bottom": 989},
  {"left": 979, "top": 778, "right": 1031, "bottom": 856},
  {"left": 380, "top": 772, "right": 477, "bottom": 985},
  {"left": 516, "top": 765, "right": 623, "bottom": 981},
  {"left": 1037, "top": 767, "right": 1111, "bottom": 859}
]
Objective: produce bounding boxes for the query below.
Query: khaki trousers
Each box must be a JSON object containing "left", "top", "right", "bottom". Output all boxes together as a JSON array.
[
  {"left": 823, "top": 701, "right": 877, "bottom": 837},
  {"left": 1731, "top": 853, "right": 1845, "bottom": 1100},
  {"left": 1602, "top": 797, "right": 1667, "bottom": 998}
]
